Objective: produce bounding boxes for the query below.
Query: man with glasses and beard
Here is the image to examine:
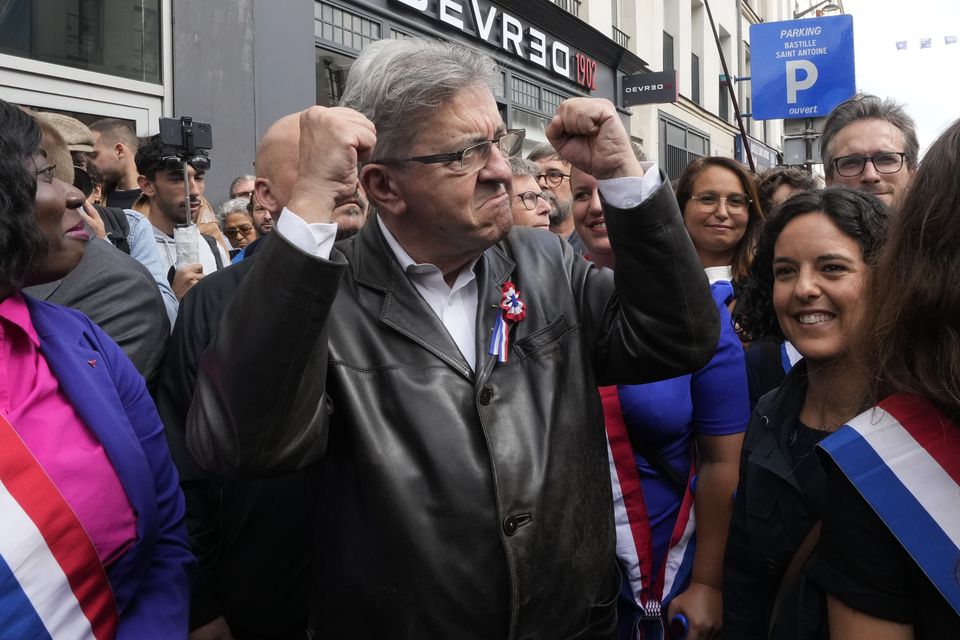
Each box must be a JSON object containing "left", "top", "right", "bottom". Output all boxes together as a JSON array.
[
  {"left": 821, "top": 93, "right": 919, "bottom": 207},
  {"left": 185, "top": 38, "right": 718, "bottom": 638},
  {"left": 135, "top": 136, "right": 230, "bottom": 299}
]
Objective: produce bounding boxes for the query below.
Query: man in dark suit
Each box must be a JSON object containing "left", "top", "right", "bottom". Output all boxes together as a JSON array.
[{"left": 157, "top": 114, "right": 312, "bottom": 640}]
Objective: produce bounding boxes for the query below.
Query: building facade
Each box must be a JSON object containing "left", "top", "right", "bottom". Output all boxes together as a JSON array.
[{"left": 2, "top": 0, "right": 822, "bottom": 198}]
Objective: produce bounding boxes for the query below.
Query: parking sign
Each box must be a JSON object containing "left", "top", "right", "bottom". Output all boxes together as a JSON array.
[{"left": 749, "top": 15, "right": 855, "bottom": 120}]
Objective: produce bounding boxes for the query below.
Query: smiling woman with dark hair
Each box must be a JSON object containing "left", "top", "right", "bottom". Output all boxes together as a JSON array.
[
  {"left": 724, "top": 187, "right": 889, "bottom": 639},
  {"left": 0, "top": 99, "right": 192, "bottom": 638}
]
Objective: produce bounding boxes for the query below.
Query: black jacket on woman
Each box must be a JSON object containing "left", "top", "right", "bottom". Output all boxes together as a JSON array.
[{"left": 723, "top": 361, "right": 829, "bottom": 639}]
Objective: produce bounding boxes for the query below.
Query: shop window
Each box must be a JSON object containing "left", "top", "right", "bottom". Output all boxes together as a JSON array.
[
  {"left": 511, "top": 76, "right": 540, "bottom": 112},
  {"left": 658, "top": 113, "right": 709, "bottom": 180},
  {"left": 0, "top": 0, "right": 161, "bottom": 84},
  {"left": 510, "top": 75, "right": 567, "bottom": 117},
  {"left": 315, "top": 1, "right": 381, "bottom": 52}
]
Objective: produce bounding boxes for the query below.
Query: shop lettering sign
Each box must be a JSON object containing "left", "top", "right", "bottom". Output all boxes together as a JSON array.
[{"left": 392, "top": 0, "right": 594, "bottom": 91}]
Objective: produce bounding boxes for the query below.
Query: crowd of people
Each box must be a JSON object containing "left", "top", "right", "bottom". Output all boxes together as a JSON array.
[{"left": 1, "top": 36, "right": 958, "bottom": 640}]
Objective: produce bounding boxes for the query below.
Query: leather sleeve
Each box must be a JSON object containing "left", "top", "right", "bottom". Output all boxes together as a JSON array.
[
  {"left": 187, "top": 232, "right": 347, "bottom": 477},
  {"left": 582, "top": 173, "right": 720, "bottom": 385}
]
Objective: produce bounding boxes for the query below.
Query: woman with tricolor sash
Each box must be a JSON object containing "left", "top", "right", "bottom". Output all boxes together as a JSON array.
[
  {"left": 570, "top": 159, "right": 751, "bottom": 640},
  {"left": 811, "top": 118, "right": 960, "bottom": 636},
  {"left": 0, "top": 100, "right": 192, "bottom": 638},
  {"left": 724, "top": 188, "right": 889, "bottom": 639}
]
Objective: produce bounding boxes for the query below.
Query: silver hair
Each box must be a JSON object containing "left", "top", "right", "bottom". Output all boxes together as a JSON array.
[
  {"left": 508, "top": 156, "right": 540, "bottom": 179},
  {"left": 229, "top": 174, "right": 255, "bottom": 195},
  {"left": 218, "top": 197, "right": 251, "bottom": 224},
  {"left": 821, "top": 94, "right": 919, "bottom": 178},
  {"left": 339, "top": 38, "right": 501, "bottom": 162},
  {"left": 526, "top": 142, "right": 562, "bottom": 163}
]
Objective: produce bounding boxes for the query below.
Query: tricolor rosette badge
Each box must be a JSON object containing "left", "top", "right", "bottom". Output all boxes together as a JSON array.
[{"left": 489, "top": 280, "right": 526, "bottom": 363}]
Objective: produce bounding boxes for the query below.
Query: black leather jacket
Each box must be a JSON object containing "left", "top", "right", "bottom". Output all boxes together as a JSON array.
[{"left": 187, "top": 176, "right": 719, "bottom": 639}]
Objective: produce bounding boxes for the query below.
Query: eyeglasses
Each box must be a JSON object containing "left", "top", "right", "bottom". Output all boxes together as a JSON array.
[
  {"left": 537, "top": 170, "right": 570, "bottom": 188},
  {"left": 224, "top": 223, "right": 255, "bottom": 237},
  {"left": 375, "top": 129, "right": 525, "bottom": 174},
  {"left": 513, "top": 191, "right": 549, "bottom": 210},
  {"left": 832, "top": 152, "right": 907, "bottom": 177},
  {"left": 690, "top": 192, "right": 752, "bottom": 213},
  {"left": 147, "top": 155, "right": 211, "bottom": 175},
  {"left": 231, "top": 189, "right": 254, "bottom": 200}
]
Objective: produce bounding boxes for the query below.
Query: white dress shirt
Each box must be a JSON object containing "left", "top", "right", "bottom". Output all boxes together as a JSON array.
[{"left": 275, "top": 163, "right": 663, "bottom": 371}]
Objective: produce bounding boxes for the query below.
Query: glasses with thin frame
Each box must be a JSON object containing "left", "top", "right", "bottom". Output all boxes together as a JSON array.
[
  {"left": 537, "top": 170, "right": 570, "bottom": 188},
  {"left": 513, "top": 191, "right": 549, "bottom": 210},
  {"left": 832, "top": 152, "right": 907, "bottom": 177},
  {"left": 690, "top": 192, "right": 752, "bottom": 213},
  {"left": 375, "top": 129, "right": 525, "bottom": 174}
]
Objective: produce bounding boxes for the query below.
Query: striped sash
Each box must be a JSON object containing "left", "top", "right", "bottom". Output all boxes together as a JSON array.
[
  {"left": 819, "top": 394, "right": 960, "bottom": 616},
  {"left": 604, "top": 387, "right": 697, "bottom": 625},
  {"left": 0, "top": 413, "right": 118, "bottom": 639}
]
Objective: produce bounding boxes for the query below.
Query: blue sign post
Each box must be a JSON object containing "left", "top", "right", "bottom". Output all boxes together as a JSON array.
[{"left": 749, "top": 15, "right": 855, "bottom": 120}]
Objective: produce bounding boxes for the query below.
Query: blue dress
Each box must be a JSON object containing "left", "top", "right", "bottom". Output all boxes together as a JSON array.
[{"left": 607, "top": 281, "right": 750, "bottom": 638}]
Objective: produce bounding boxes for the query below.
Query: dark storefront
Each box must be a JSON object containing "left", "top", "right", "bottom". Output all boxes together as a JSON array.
[
  {"left": 167, "top": 0, "right": 644, "bottom": 200},
  {"left": 313, "top": 0, "right": 646, "bottom": 150}
]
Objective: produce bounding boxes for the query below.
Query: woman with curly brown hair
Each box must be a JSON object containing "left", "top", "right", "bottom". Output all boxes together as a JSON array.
[{"left": 723, "top": 188, "right": 888, "bottom": 639}]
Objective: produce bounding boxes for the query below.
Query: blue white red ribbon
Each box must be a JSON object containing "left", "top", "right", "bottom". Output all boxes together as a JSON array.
[
  {"left": 0, "top": 414, "right": 118, "bottom": 639},
  {"left": 820, "top": 394, "right": 960, "bottom": 616},
  {"left": 603, "top": 386, "right": 697, "bottom": 620},
  {"left": 488, "top": 281, "right": 526, "bottom": 363}
]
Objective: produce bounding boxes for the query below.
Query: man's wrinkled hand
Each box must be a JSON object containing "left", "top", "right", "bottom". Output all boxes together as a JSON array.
[
  {"left": 545, "top": 97, "right": 643, "bottom": 181},
  {"left": 287, "top": 106, "right": 377, "bottom": 224}
]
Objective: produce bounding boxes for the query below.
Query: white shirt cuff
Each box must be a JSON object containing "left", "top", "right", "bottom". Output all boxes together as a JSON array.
[
  {"left": 275, "top": 207, "right": 338, "bottom": 259},
  {"left": 597, "top": 161, "right": 662, "bottom": 209}
]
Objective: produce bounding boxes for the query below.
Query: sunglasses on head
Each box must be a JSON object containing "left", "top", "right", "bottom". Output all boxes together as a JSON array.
[{"left": 148, "top": 155, "right": 211, "bottom": 175}]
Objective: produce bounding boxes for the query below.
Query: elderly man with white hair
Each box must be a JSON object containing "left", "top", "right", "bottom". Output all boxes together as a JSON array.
[{"left": 188, "top": 37, "right": 718, "bottom": 639}]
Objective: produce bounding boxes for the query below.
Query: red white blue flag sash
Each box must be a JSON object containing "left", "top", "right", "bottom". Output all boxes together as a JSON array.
[
  {"left": 819, "top": 394, "right": 960, "bottom": 616},
  {"left": 603, "top": 386, "right": 697, "bottom": 620},
  {"left": 0, "top": 413, "right": 118, "bottom": 639}
]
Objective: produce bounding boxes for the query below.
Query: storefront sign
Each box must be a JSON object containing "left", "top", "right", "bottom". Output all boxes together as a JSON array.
[
  {"left": 735, "top": 134, "right": 778, "bottom": 171},
  {"left": 392, "top": 0, "right": 592, "bottom": 90},
  {"left": 621, "top": 70, "right": 677, "bottom": 107}
]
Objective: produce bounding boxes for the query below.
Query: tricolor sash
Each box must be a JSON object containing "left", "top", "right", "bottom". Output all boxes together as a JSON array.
[
  {"left": 819, "top": 394, "right": 960, "bottom": 616},
  {"left": 0, "top": 413, "right": 118, "bottom": 639},
  {"left": 603, "top": 386, "right": 697, "bottom": 636}
]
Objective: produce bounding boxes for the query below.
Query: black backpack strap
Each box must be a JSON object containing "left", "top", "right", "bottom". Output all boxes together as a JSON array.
[
  {"left": 201, "top": 233, "right": 224, "bottom": 270},
  {"left": 94, "top": 205, "right": 131, "bottom": 255}
]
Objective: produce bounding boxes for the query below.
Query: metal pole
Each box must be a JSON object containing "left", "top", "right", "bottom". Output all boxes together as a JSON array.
[
  {"left": 183, "top": 160, "right": 191, "bottom": 225},
  {"left": 703, "top": 0, "right": 755, "bottom": 172}
]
